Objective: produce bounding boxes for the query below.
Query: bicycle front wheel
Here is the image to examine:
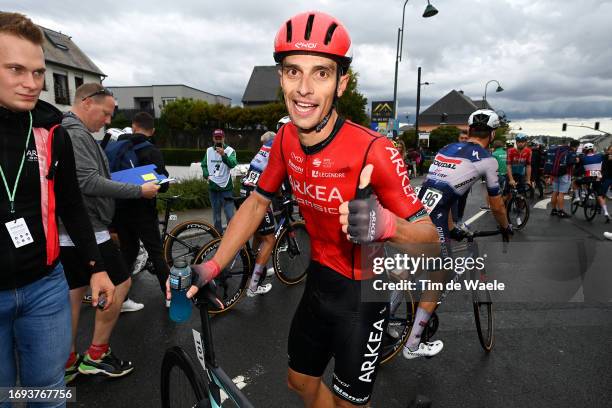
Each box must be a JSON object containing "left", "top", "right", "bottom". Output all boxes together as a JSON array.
[
  {"left": 472, "top": 270, "right": 494, "bottom": 352},
  {"left": 161, "top": 346, "right": 209, "bottom": 408},
  {"left": 194, "top": 238, "right": 251, "bottom": 314},
  {"left": 273, "top": 221, "right": 310, "bottom": 285},
  {"left": 507, "top": 195, "right": 529, "bottom": 230},
  {"left": 380, "top": 286, "right": 415, "bottom": 365},
  {"left": 164, "top": 221, "right": 221, "bottom": 267}
]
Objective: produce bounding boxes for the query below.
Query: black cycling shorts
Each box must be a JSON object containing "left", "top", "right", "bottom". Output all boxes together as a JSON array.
[
  {"left": 60, "top": 239, "right": 130, "bottom": 290},
  {"left": 288, "top": 261, "right": 389, "bottom": 405}
]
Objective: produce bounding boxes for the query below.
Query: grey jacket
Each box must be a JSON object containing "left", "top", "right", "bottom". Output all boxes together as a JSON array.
[{"left": 61, "top": 112, "right": 141, "bottom": 232}]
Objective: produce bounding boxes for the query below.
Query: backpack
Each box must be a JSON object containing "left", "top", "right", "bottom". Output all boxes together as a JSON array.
[
  {"left": 103, "top": 137, "right": 152, "bottom": 173},
  {"left": 543, "top": 145, "right": 573, "bottom": 176}
]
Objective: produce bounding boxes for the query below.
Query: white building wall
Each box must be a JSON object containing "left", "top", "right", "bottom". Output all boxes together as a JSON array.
[{"left": 38, "top": 62, "right": 102, "bottom": 112}]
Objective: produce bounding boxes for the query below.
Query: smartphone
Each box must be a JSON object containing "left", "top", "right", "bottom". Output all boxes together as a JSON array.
[{"left": 215, "top": 142, "right": 223, "bottom": 149}]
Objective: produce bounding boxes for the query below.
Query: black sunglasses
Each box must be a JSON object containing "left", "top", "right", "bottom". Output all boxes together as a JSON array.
[{"left": 82, "top": 88, "right": 113, "bottom": 101}]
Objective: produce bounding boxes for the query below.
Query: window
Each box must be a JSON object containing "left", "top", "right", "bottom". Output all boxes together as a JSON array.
[
  {"left": 53, "top": 73, "right": 70, "bottom": 105},
  {"left": 161, "top": 97, "right": 176, "bottom": 107},
  {"left": 74, "top": 76, "right": 84, "bottom": 90}
]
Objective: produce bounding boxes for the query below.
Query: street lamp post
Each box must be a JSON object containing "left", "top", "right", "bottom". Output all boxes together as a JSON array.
[
  {"left": 392, "top": 0, "right": 438, "bottom": 126},
  {"left": 414, "top": 66, "right": 431, "bottom": 139},
  {"left": 483, "top": 79, "right": 504, "bottom": 103}
]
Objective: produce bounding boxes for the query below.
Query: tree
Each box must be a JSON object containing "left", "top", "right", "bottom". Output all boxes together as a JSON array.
[
  {"left": 337, "top": 69, "right": 368, "bottom": 126},
  {"left": 109, "top": 112, "right": 130, "bottom": 129},
  {"left": 401, "top": 129, "right": 418, "bottom": 148},
  {"left": 429, "top": 125, "right": 461, "bottom": 151}
]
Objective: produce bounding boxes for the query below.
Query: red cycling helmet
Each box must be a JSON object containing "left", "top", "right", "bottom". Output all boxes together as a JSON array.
[{"left": 273, "top": 11, "right": 352, "bottom": 72}]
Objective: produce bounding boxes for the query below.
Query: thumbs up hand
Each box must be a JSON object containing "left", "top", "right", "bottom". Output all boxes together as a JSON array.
[{"left": 338, "top": 164, "right": 397, "bottom": 243}]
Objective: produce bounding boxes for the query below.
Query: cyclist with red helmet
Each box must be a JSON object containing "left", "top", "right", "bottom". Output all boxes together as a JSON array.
[{"left": 170, "top": 11, "right": 438, "bottom": 407}]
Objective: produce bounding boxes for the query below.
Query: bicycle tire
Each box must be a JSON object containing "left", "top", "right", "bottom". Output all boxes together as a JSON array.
[
  {"left": 583, "top": 192, "right": 598, "bottom": 221},
  {"left": 273, "top": 221, "right": 310, "bottom": 285},
  {"left": 161, "top": 346, "right": 210, "bottom": 408},
  {"left": 570, "top": 187, "right": 582, "bottom": 214},
  {"left": 194, "top": 238, "right": 251, "bottom": 314},
  {"left": 164, "top": 221, "right": 221, "bottom": 267},
  {"left": 380, "top": 287, "right": 415, "bottom": 365},
  {"left": 472, "top": 270, "right": 494, "bottom": 352},
  {"left": 506, "top": 196, "right": 529, "bottom": 230}
]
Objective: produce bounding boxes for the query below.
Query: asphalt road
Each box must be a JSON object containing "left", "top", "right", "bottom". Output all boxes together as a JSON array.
[{"left": 69, "top": 180, "right": 612, "bottom": 408}]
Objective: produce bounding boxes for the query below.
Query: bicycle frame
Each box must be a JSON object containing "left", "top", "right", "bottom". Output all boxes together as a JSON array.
[{"left": 192, "top": 293, "right": 254, "bottom": 408}]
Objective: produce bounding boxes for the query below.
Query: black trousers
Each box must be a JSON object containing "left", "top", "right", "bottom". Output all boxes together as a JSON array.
[{"left": 113, "top": 205, "right": 169, "bottom": 295}]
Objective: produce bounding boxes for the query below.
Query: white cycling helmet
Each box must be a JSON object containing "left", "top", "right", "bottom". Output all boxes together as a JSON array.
[
  {"left": 468, "top": 109, "right": 500, "bottom": 130},
  {"left": 277, "top": 115, "right": 291, "bottom": 131},
  {"left": 583, "top": 142, "right": 595, "bottom": 151}
]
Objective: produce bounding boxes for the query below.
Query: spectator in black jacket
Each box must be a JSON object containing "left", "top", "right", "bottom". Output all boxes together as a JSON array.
[
  {"left": 0, "top": 12, "right": 114, "bottom": 398},
  {"left": 113, "top": 112, "right": 171, "bottom": 309}
]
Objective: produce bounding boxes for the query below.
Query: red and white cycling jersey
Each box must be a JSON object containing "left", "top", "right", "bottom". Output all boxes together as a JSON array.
[{"left": 257, "top": 118, "right": 426, "bottom": 280}]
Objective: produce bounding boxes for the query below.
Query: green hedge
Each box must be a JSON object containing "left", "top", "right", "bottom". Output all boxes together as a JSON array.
[
  {"left": 156, "top": 177, "right": 244, "bottom": 212},
  {"left": 161, "top": 148, "right": 255, "bottom": 166}
]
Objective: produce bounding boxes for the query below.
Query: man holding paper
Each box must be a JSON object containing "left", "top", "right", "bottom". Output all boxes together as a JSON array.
[{"left": 59, "top": 84, "right": 159, "bottom": 382}]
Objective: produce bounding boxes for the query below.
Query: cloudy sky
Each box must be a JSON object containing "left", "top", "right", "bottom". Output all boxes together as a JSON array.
[{"left": 7, "top": 0, "right": 612, "bottom": 136}]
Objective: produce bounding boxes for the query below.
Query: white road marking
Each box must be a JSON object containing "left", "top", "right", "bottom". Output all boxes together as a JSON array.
[
  {"left": 464, "top": 210, "right": 488, "bottom": 226},
  {"left": 534, "top": 198, "right": 551, "bottom": 209},
  {"left": 534, "top": 196, "right": 571, "bottom": 210}
]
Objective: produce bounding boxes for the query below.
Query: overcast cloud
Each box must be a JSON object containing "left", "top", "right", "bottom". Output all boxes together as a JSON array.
[{"left": 6, "top": 0, "right": 612, "bottom": 127}]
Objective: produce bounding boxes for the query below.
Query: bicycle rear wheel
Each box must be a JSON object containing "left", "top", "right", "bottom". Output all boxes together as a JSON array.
[
  {"left": 273, "top": 221, "right": 310, "bottom": 285},
  {"left": 164, "top": 221, "right": 221, "bottom": 267},
  {"left": 471, "top": 270, "right": 494, "bottom": 352},
  {"left": 161, "top": 346, "right": 209, "bottom": 408},
  {"left": 506, "top": 195, "right": 529, "bottom": 230},
  {"left": 194, "top": 238, "right": 251, "bottom": 314},
  {"left": 380, "top": 286, "right": 415, "bottom": 365},
  {"left": 583, "top": 192, "right": 598, "bottom": 221}
]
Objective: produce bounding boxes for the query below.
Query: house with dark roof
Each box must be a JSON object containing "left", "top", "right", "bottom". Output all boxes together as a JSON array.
[
  {"left": 108, "top": 85, "right": 231, "bottom": 119},
  {"left": 418, "top": 90, "right": 496, "bottom": 132},
  {"left": 242, "top": 66, "right": 281, "bottom": 107},
  {"left": 38, "top": 26, "right": 106, "bottom": 111}
]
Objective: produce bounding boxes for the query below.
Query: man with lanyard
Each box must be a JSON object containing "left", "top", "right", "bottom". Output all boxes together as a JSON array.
[
  {"left": 201, "top": 129, "right": 238, "bottom": 234},
  {"left": 239, "top": 130, "right": 277, "bottom": 297},
  {"left": 577, "top": 143, "right": 609, "bottom": 222},
  {"left": 168, "top": 11, "right": 437, "bottom": 407},
  {"left": 405, "top": 109, "right": 513, "bottom": 360},
  {"left": 0, "top": 12, "right": 114, "bottom": 403},
  {"left": 505, "top": 133, "right": 532, "bottom": 199}
]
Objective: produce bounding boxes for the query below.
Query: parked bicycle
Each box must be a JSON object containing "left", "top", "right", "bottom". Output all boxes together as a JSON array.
[
  {"left": 161, "top": 282, "right": 254, "bottom": 408},
  {"left": 380, "top": 226, "right": 509, "bottom": 364},
  {"left": 193, "top": 196, "right": 310, "bottom": 314}
]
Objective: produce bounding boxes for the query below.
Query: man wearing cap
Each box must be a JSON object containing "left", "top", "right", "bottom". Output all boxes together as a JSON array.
[{"left": 201, "top": 129, "right": 237, "bottom": 233}]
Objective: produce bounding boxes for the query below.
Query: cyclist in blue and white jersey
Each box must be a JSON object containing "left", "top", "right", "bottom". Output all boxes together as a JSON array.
[
  {"left": 402, "top": 109, "right": 512, "bottom": 360},
  {"left": 576, "top": 143, "right": 610, "bottom": 222}
]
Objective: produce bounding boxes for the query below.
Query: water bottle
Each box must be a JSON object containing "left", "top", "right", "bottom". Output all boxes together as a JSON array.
[{"left": 169, "top": 258, "right": 192, "bottom": 323}]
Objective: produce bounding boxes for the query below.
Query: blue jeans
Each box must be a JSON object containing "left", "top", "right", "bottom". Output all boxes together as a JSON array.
[
  {"left": 0, "top": 264, "right": 71, "bottom": 408},
  {"left": 210, "top": 189, "right": 235, "bottom": 233}
]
